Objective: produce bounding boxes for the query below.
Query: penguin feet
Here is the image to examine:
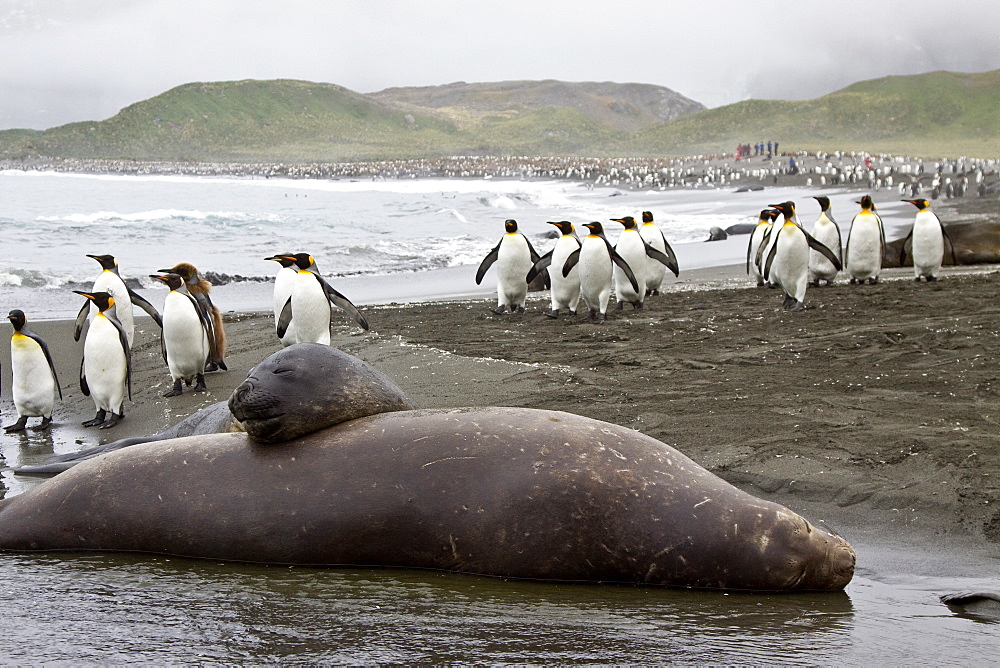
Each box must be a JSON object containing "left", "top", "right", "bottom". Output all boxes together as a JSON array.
[
  {"left": 515, "top": 306, "right": 525, "bottom": 314},
  {"left": 631, "top": 301, "right": 643, "bottom": 310},
  {"left": 217, "top": 360, "right": 228, "bottom": 371},
  {"left": 615, "top": 301, "right": 624, "bottom": 311},
  {"left": 491, "top": 306, "right": 507, "bottom": 315},
  {"left": 809, "top": 280, "right": 820, "bottom": 287},
  {"left": 164, "top": 379, "right": 184, "bottom": 398},
  {"left": 927, "top": 276, "right": 939, "bottom": 282},
  {"left": 849, "top": 278, "right": 858, "bottom": 285},
  {"left": 82, "top": 410, "right": 107, "bottom": 427},
  {"left": 782, "top": 294, "right": 796, "bottom": 309},
  {"left": 567, "top": 310, "right": 576, "bottom": 317},
  {"left": 4, "top": 416, "right": 28, "bottom": 433},
  {"left": 756, "top": 281, "right": 766, "bottom": 288},
  {"left": 867, "top": 277, "right": 879, "bottom": 285},
  {"left": 649, "top": 289, "right": 660, "bottom": 296},
  {"left": 194, "top": 374, "right": 207, "bottom": 392},
  {"left": 30, "top": 416, "right": 53, "bottom": 432},
  {"left": 789, "top": 301, "right": 806, "bottom": 312},
  {"left": 98, "top": 412, "right": 122, "bottom": 430},
  {"left": 545, "top": 309, "right": 559, "bottom": 319},
  {"left": 594, "top": 312, "right": 606, "bottom": 324}
]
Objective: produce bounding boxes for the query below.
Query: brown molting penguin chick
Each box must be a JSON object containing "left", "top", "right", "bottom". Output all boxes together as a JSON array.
[{"left": 159, "top": 262, "right": 227, "bottom": 371}]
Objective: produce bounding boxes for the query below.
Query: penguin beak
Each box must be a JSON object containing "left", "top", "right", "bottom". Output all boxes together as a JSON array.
[{"left": 73, "top": 290, "right": 96, "bottom": 301}]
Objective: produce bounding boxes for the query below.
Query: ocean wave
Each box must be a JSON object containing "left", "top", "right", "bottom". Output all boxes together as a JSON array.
[{"left": 35, "top": 209, "right": 281, "bottom": 226}]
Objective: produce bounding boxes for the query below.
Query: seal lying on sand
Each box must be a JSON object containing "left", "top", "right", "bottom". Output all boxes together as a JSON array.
[
  {"left": 15, "top": 343, "right": 416, "bottom": 475},
  {"left": 0, "top": 399, "right": 856, "bottom": 591}
]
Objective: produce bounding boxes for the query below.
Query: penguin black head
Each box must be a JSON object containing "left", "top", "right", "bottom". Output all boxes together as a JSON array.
[
  {"left": 7, "top": 309, "right": 26, "bottom": 331},
  {"left": 612, "top": 216, "right": 638, "bottom": 230},
  {"left": 547, "top": 221, "right": 574, "bottom": 235},
  {"left": 768, "top": 201, "right": 796, "bottom": 220},
  {"left": 281, "top": 253, "right": 314, "bottom": 271},
  {"left": 73, "top": 290, "right": 115, "bottom": 313},
  {"left": 813, "top": 196, "right": 831, "bottom": 211},
  {"left": 641, "top": 211, "right": 654, "bottom": 224},
  {"left": 87, "top": 254, "right": 118, "bottom": 271},
  {"left": 757, "top": 209, "right": 777, "bottom": 223},
  {"left": 265, "top": 254, "right": 297, "bottom": 268},
  {"left": 903, "top": 198, "right": 929, "bottom": 210},
  {"left": 856, "top": 195, "right": 876, "bottom": 210},
  {"left": 583, "top": 222, "right": 605, "bottom": 236},
  {"left": 504, "top": 219, "right": 518, "bottom": 233},
  {"left": 151, "top": 273, "right": 184, "bottom": 291}
]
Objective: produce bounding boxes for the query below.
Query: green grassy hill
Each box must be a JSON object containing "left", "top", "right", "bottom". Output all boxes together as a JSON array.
[{"left": 1, "top": 70, "right": 997, "bottom": 162}]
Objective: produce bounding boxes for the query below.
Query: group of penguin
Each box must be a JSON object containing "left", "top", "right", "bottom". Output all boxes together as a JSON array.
[
  {"left": 749, "top": 196, "right": 956, "bottom": 311},
  {"left": 476, "top": 212, "right": 680, "bottom": 323},
  {"left": 4, "top": 251, "right": 369, "bottom": 434}
]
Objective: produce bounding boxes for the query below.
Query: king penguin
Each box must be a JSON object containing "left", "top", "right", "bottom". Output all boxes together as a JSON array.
[
  {"left": 763, "top": 201, "right": 842, "bottom": 311},
  {"left": 276, "top": 253, "right": 369, "bottom": 345},
  {"left": 808, "top": 196, "right": 843, "bottom": 287},
  {"left": 75, "top": 254, "right": 161, "bottom": 348},
  {"left": 638, "top": 211, "right": 680, "bottom": 296},
  {"left": 526, "top": 221, "right": 581, "bottom": 318},
  {"left": 73, "top": 290, "right": 131, "bottom": 429},
  {"left": 159, "top": 262, "right": 227, "bottom": 371},
  {"left": 475, "top": 219, "right": 540, "bottom": 314},
  {"left": 844, "top": 195, "right": 886, "bottom": 284},
  {"left": 266, "top": 254, "right": 298, "bottom": 345},
  {"left": 562, "top": 222, "right": 639, "bottom": 323},
  {"left": 899, "top": 198, "right": 957, "bottom": 281},
  {"left": 747, "top": 208, "right": 779, "bottom": 286},
  {"left": 610, "top": 216, "right": 676, "bottom": 310},
  {"left": 5, "top": 309, "right": 62, "bottom": 432},
  {"left": 151, "top": 273, "right": 210, "bottom": 397}
]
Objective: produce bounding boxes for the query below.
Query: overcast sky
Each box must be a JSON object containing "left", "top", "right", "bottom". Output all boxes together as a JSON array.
[{"left": 2, "top": 0, "right": 1000, "bottom": 130}]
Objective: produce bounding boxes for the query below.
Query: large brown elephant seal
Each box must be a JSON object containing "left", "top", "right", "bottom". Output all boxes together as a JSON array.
[
  {"left": 0, "top": 406, "right": 855, "bottom": 592},
  {"left": 14, "top": 343, "right": 416, "bottom": 475}
]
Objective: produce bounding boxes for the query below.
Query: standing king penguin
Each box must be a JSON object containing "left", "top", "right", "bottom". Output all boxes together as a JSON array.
[
  {"left": 266, "top": 254, "right": 298, "bottom": 345},
  {"left": 610, "top": 216, "right": 677, "bottom": 310},
  {"left": 73, "top": 291, "right": 131, "bottom": 429},
  {"left": 151, "top": 273, "right": 210, "bottom": 397},
  {"left": 808, "top": 196, "right": 843, "bottom": 286},
  {"left": 747, "top": 208, "right": 779, "bottom": 286},
  {"left": 476, "top": 219, "right": 541, "bottom": 314},
  {"left": 74, "top": 254, "right": 161, "bottom": 348},
  {"left": 276, "top": 253, "right": 369, "bottom": 345},
  {"left": 562, "top": 222, "right": 639, "bottom": 323},
  {"left": 899, "top": 198, "right": 957, "bottom": 281},
  {"left": 763, "top": 201, "right": 842, "bottom": 311},
  {"left": 160, "top": 262, "right": 227, "bottom": 371},
  {"left": 844, "top": 195, "right": 886, "bottom": 284},
  {"left": 5, "top": 309, "right": 62, "bottom": 432},
  {"left": 638, "top": 211, "right": 680, "bottom": 296},
  {"left": 526, "top": 221, "right": 581, "bottom": 318}
]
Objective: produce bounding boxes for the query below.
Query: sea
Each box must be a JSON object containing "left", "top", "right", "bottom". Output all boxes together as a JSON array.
[{"left": 0, "top": 169, "right": 995, "bottom": 663}]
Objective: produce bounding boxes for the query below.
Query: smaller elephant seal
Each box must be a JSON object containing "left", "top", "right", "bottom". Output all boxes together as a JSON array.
[
  {"left": 706, "top": 226, "right": 728, "bottom": 242},
  {"left": 14, "top": 344, "right": 416, "bottom": 475},
  {"left": 941, "top": 591, "right": 1000, "bottom": 619}
]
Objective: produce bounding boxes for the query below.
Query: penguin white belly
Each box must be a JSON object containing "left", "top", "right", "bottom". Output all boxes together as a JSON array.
[
  {"left": 290, "top": 273, "right": 332, "bottom": 345},
  {"left": 809, "top": 220, "right": 841, "bottom": 283},
  {"left": 11, "top": 336, "right": 55, "bottom": 417},
  {"left": 162, "top": 292, "right": 209, "bottom": 382},
  {"left": 496, "top": 236, "right": 532, "bottom": 310},
  {"left": 748, "top": 225, "right": 770, "bottom": 285},
  {"left": 772, "top": 228, "right": 809, "bottom": 303},
  {"left": 639, "top": 226, "right": 667, "bottom": 292},
  {"left": 549, "top": 239, "right": 581, "bottom": 312},
  {"left": 84, "top": 316, "right": 128, "bottom": 413},
  {"left": 912, "top": 214, "right": 944, "bottom": 278},
  {"left": 847, "top": 220, "right": 882, "bottom": 280},
  {"left": 91, "top": 272, "right": 135, "bottom": 346},
  {"left": 578, "top": 241, "right": 613, "bottom": 314},
  {"left": 613, "top": 232, "right": 646, "bottom": 304},
  {"left": 273, "top": 268, "right": 297, "bottom": 346}
]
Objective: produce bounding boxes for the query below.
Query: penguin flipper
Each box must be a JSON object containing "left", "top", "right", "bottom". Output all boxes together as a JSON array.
[
  {"left": 320, "top": 278, "right": 369, "bottom": 331},
  {"left": 128, "top": 288, "right": 163, "bottom": 328},
  {"left": 79, "top": 357, "right": 90, "bottom": 397},
  {"left": 645, "top": 242, "right": 679, "bottom": 277},
  {"left": 755, "top": 228, "right": 773, "bottom": 270},
  {"left": 609, "top": 244, "right": 640, "bottom": 294},
  {"left": 277, "top": 297, "right": 294, "bottom": 339},
  {"left": 73, "top": 301, "right": 89, "bottom": 342},
  {"left": 562, "top": 248, "right": 581, "bottom": 278},
  {"left": 899, "top": 229, "right": 914, "bottom": 266},
  {"left": 110, "top": 316, "right": 133, "bottom": 401},
  {"left": 475, "top": 242, "right": 501, "bottom": 285},
  {"left": 662, "top": 240, "right": 680, "bottom": 277},
  {"left": 524, "top": 236, "right": 542, "bottom": 265},
  {"left": 526, "top": 250, "right": 553, "bottom": 284},
  {"left": 805, "top": 232, "right": 843, "bottom": 271},
  {"left": 763, "top": 236, "right": 779, "bottom": 281}
]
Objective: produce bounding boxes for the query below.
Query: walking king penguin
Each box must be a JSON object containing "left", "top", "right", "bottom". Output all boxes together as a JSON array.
[
  {"left": 808, "top": 196, "right": 843, "bottom": 286},
  {"left": 266, "top": 254, "right": 298, "bottom": 345},
  {"left": 899, "top": 198, "right": 957, "bottom": 281},
  {"left": 844, "top": 195, "right": 886, "bottom": 284},
  {"left": 476, "top": 219, "right": 541, "bottom": 314},
  {"left": 276, "top": 253, "right": 369, "bottom": 345},
  {"left": 638, "top": 211, "right": 680, "bottom": 296},
  {"left": 73, "top": 291, "right": 131, "bottom": 429},
  {"left": 763, "top": 201, "right": 842, "bottom": 311},
  {"left": 151, "top": 273, "right": 210, "bottom": 397},
  {"left": 74, "top": 254, "right": 161, "bottom": 348},
  {"left": 610, "top": 216, "right": 677, "bottom": 310},
  {"left": 5, "top": 310, "right": 62, "bottom": 432},
  {"left": 526, "top": 221, "right": 582, "bottom": 318},
  {"left": 160, "top": 263, "right": 227, "bottom": 371},
  {"left": 747, "top": 208, "right": 779, "bottom": 286},
  {"left": 562, "top": 222, "right": 639, "bottom": 323}
]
